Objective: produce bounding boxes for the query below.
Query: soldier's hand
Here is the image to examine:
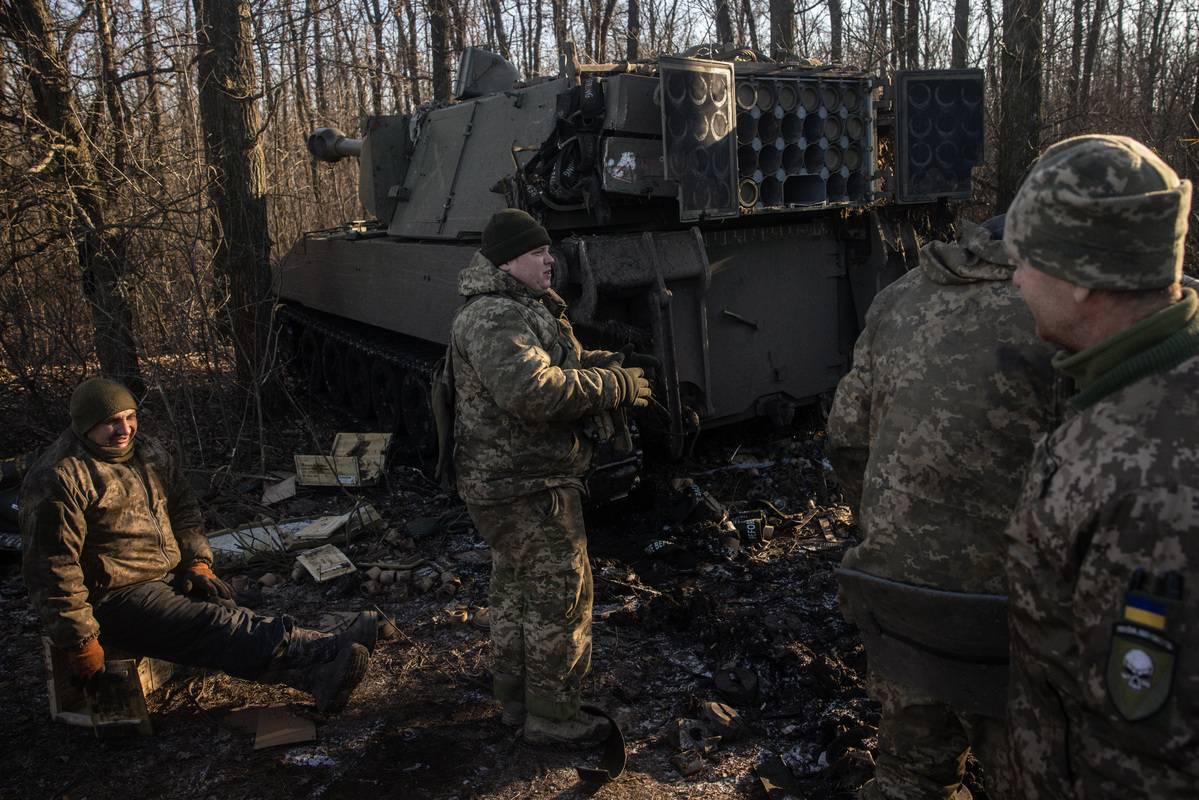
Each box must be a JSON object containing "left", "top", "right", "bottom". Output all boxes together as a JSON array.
[
  {"left": 620, "top": 343, "right": 662, "bottom": 373},
  {"left": 63, "top": 638, "right": 105, "bottom": 685},
  {"left": 176, "top": 561, "right": 237, "bottom": 608},
  {"left": 616, "top": 366, "right": 653, "bottom": 409}
]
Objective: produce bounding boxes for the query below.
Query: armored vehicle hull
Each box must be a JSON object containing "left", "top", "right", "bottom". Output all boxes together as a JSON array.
[{"left": 275, "top": 47, "right": 984, "bottom": 479}]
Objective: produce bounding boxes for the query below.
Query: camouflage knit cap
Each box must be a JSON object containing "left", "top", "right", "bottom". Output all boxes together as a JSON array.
[
  {"left": 481, "top": 209, "right": 551, "bottom": 267},
  {"left": 69, "top": 377, "right": 136, "bottom": 437},
  {"left": 1004, "top": 134, "right": 1191, "bottom": 290}
]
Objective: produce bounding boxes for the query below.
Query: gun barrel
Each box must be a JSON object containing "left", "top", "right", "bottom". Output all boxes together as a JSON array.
[{"left": 308, "top": 127, "right": 363, "bottom": 163}]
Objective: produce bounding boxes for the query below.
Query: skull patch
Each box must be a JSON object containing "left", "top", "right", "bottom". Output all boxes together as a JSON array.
[{"left": 1121, "top": 648, "right": 1154, "bottom": 691}]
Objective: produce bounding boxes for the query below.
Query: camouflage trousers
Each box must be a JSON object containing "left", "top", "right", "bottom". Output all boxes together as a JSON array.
[
  {"left": 466, "top": 486, "right": 593, "bottom": 721},
  {"left": 861, "top": 672, "right": 1012, "bottom": 800}
]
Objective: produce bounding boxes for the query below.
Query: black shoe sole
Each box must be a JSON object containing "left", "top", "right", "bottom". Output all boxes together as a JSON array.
[{"left": 314, "top": 643, "right": 369, "bottom": 713}]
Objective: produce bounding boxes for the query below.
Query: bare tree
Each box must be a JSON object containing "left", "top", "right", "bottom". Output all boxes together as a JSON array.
[
  {"left": 952, "top": 0, "right": 969, "bottom": 67},
  {"left": 430, "top": 0, "right": 453, "bottom": 101},
  {"left": 193, "top": 0, "right": 272, "bottom": 391},
  {"left": 829, "top": 0, "right": 844, "bottom": 60},
  {"left": 996, "top": 0, "right": 1043, "bottom": 211},
  {"left": 627, "top": 0, "right": 641, "bottom": 59},
  {"left": 771, "top": 0, "right": 795, "bottom": 57},
  {"left": 716, "top": 0, "right": 734, "bottom": 44},
  {"left": 0, "top": 0, "right": 143, "bottom": 387}
]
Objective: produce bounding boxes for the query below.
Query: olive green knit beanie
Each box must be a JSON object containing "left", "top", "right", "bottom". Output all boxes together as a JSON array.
[
  {"left": 481, "top": 209, "right": 551, "bottom": 267},
  {"left": 1004, "top": 134, "right": 1191, "bottom": 290},
  {"left": 69, "top": 378, "right": 137, "bottom": 437}
]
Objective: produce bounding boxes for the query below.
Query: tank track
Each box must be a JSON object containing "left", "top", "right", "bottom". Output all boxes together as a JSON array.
[{"left": 277, "top": 302, "right": 441, "bottom": 375}]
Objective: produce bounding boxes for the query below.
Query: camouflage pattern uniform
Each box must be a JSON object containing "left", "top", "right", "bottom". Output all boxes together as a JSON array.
[
  {"left": 452, "top": 251, "right": 627, "bottom": 721},
  {"left": 827, "top": 222, "right": 1062, "bottom": 800},
  {"left": 1003, "top": 135, "right": 1199, "bottom": 798},
  {"left": 21, "top": 430, "right": 295, "bottom": 677},
  {"left": 21, "top": 430, "right": 209, "bottom": 649}
]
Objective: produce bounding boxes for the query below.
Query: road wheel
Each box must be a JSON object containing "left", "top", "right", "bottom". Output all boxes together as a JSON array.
[
  {"left": 371, "top": 360, "right": 403, "bottom": 434},
  {"left": 344, "top": 348, "right": 374, "bottom": 420},
  {"left": 321, "top": 338, "right": 348, "bottom": 404},
  {"left": 299, "top": 328, "right": 323, "bottom": 394},
  {"left": 400, "top": 369, "right": 436, "bottom": 460}
]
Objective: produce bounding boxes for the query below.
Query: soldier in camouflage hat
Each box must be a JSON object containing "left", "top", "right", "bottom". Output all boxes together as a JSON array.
[
  {"left": 1003, "top": 134, "right": 1199, "bottom": 797},
  {"left": 451, "top": 209, "right": 652, "bottom": 747},
  {"left": 827, "top": 217, "right": 1062, "bottom": 799}
]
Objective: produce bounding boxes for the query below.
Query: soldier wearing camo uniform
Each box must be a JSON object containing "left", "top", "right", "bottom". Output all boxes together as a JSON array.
[
  {"left": 22, "top": 378, "right": 381, "bottom": 714},
  {"left": 827, "top": 219, "right": 1062, "bottom": 799},
  {"left": 451, "top": 208, "right": 652, "bottom": 747},
  {"left": 1003, "top": 134, "right": 1199, "bottom": 798}
]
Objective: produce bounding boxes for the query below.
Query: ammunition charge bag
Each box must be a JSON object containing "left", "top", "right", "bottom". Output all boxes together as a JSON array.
[{"left": 836, "top": 566, "right": 1009, "bottom": 718}]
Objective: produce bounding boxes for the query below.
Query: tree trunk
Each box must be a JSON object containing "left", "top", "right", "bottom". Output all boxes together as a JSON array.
[
  {"left": 1067, "top": 0, "right": 1083, "bottom": 124},
  {"left": 0, "top": 0, "right": 142, "bottom": 388},
  {"left": 429, "top": 0, "right": 452, "bottom": 101},
  {"left": 368, "top": 0, "right": 385, "bottom": 115},
  {"left": 891, "top": 0, "right": 906, "bottom": 67},
  {"left": 94, "top": 0, "right": 130, "bottom": 179},
  {"left": 829, "top": 0, "right": 843, "bottom": 61},
  {"left": 951, "top": 0, "right": 969, "bottom": 67},
  {"left": 597, "top": 0, "right": 617, "bottom": 60},
  {"left": 742, "top": 0, "right": 759, "bottom": 51},
  {"left": 716, "top": 0, "right": 734, "bottom": 45},
  {"left": 193, "top": 0, "right": 272, "bottom": 391},
  {"left": 139, "top": 0, "right": 163, "bottom": 158},
  {"left": 905, "top": 0, "right": 919, "bottom": 67},
  {"left": 770, "top": 0, "right": 794, "bottom": 58},
  {"left": 488, "top": 0, "right": 512, "bottom": 60},
  {"left": 997, "top": 0, "right": 1043, "bottom": 212},
  {"left": 1079, "top": 0, "right": 1105, "bottom": 109},
  {"left": 627, "top": 0, "right": 640, "bottom": 59}
]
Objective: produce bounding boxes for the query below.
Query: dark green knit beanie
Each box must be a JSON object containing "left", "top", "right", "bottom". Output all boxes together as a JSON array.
[
  {"left": 481, "top": 209, "right": 551, "bottom": 267},
  {"left": 70, "top": 378, "right": 137, "bottom": 437}
]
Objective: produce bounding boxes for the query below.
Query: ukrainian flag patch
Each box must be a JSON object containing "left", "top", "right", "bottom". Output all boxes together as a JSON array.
[{"left": 1124, "top": 594, "right": 1167, "bottom": 630}]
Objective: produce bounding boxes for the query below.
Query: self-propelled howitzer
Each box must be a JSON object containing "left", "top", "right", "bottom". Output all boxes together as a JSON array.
[{"left": 275, "top": 45, "right": 984, "bottom": 496}]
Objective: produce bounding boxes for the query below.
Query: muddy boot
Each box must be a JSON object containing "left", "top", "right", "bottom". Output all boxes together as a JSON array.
[
  {"left": 501, "top": 701, "right": 526, "bottom": 727},
  {"left": 524, "top": 708, "right": 611, "bottom": 748},
  {"left": 262, "top": 627, "right": 370, "bottom": 714},
  {"left": 331, "top": 611, "right": 381, "bottom": 652}
]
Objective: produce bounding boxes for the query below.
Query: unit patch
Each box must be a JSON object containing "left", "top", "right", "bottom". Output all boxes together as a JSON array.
[{"left": 1105, "top": 579, "right": 1179, "bottom": 721}]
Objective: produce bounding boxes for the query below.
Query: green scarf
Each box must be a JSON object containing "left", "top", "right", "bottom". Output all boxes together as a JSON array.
[
  {"left": 1055, "top": 288, "right": 1199, "bottom": 409},
  {"left": 77, "top": 432, "right": 136, "bottom": 464}
]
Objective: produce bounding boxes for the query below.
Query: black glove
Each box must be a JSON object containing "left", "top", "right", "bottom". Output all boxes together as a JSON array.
[
  {"left": 614, "top": 366, "right": 653, "bottom": 409},
  {"left": 620, "top": 343, "right": 662, "bottom": 372},
  {"left": 175, "top": 561, "right": 237, "bottom": 608}
]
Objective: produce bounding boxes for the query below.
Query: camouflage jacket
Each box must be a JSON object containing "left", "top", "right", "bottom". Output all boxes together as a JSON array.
[
  {"left": 451, "top": 252, "right": 625, "bottom": 504},
  {"left": 20, "top": 431, "right": 210, "bottom": 649},
  {"left": 827, "top": 223, "right": 1062, "bottom": 593},
  {"left": 1006, "top": 309, "right": 1199, "bottom": 798}
]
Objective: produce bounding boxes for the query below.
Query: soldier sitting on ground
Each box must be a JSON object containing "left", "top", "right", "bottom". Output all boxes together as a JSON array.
[{"left": 21, "top": 378, "right": 380, "bottom": 714}]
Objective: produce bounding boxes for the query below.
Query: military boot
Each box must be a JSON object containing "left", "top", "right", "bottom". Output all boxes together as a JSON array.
[
  {"left": 501, "top": 700, "right": 526, "bottom": 727},
  {"left": 331, "top": 610, "right": 381, "bottom": 652},
  {"left": 263, "top": 627, "right": 370, "bottom": 714},
  {"left": 523, "top": 708, "right": 611, "bottom": 748}
]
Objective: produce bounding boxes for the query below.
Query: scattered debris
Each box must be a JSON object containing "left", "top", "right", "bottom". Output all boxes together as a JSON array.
[
  {"left": 294, "top": 433, "right": 392, "bottom": 487},
  {"left": 254, "top": 706, "right": 317, "bottom": 749},
  {"left": 295, "top": 544, "right": 356, "bottom": 582},
  {"left": 260, "top": 474, "right": 297, "bottom": 505}
]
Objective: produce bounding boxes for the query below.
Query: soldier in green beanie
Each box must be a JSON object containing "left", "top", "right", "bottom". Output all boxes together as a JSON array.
[
  {"left": 21, "top": 377, "right": 382, "bottom": 714},
  {"left": 1003, "top": 135, "right": 1199, "bottom": 797},
  {"left": 452, "top": 209, "right": 652, "bottom": 746}
]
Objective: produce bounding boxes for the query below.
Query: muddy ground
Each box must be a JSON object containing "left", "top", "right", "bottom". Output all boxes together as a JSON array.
[{"left": 0, "top": 395, "right": 991, "bottom": 800}]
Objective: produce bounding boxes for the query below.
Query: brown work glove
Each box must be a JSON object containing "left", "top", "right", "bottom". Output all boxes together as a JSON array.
[
  {"left": 175, "top": 561, "right": 236, "bottom": 607},
  {"left": 63, "top": 638, "right": 105, "bottom": 684},
  {"left": 614, "top": 366, "right": 652, "bottom": 409}
]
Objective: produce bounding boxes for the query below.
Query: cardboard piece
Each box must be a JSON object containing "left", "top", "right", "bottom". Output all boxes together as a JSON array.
[
  {"left": 254, "top": 706, "right": 317, "bottom": 749},
  {"left": 43, "top": 638, "right": 171, "bottom": 734},
  {"left": 290, "top": 504, "right": 382, "bottom": 545},
  {"left": 294, "top": 433, "right": 392, "bottom": 487},
  {"left": 261, "top": 475, "right": 297, "bottom": 505},
  {"left": 295, "top": 544, "right": 356, "bottom": 582}
]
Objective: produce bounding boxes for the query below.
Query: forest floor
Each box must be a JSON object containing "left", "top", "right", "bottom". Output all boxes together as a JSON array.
[{"left": 0, "top": 389, "right": 992, "bottom": 800}]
